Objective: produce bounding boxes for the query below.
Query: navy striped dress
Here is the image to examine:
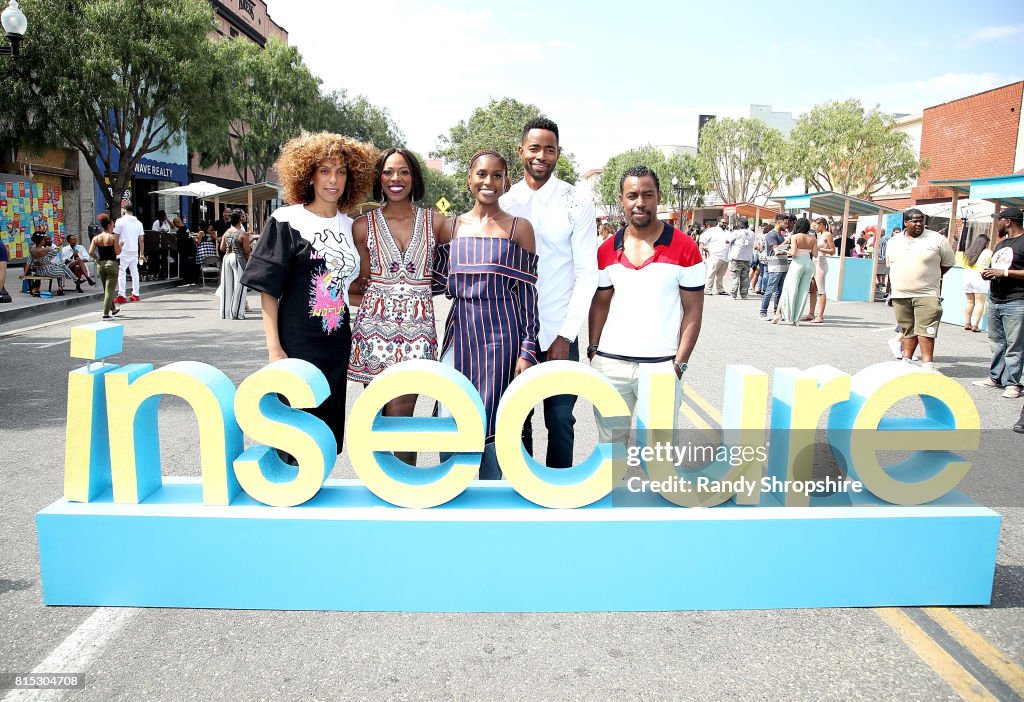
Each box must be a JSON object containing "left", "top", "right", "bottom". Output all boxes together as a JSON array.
[{"left": 434, "top": 218, "right": 539, "bottom": 444}]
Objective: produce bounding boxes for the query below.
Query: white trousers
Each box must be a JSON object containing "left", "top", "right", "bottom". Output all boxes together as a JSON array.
[
  {"left": 590, "top": 355, "right": 685, "bottom": 446},
  {"left": 117, "top": 253, "right": 139, "bottom": 296}
]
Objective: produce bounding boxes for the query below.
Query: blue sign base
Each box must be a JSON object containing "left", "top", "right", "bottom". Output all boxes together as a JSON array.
[{"left": 37, "top": 478, "right": 1000, "bottom": 612}]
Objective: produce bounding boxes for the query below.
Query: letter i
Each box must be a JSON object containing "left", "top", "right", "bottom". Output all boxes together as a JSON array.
[{"left": 64, "top": 323, "right": 125, "bottom": 502}]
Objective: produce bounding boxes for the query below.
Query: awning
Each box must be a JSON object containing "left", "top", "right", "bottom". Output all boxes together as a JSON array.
[
  {"left": 768, "top": 191, "right": 898, "bottom": 217},
  {"left": 930, "top": 175, "right": 1024, "bottom": 208},
  {"left": 719, "top": 202, "right": 781, "bottom": 220},
  {"left": 211, "top": 182, "right": 283, "bottom": 233},
  {"left": 213, "top": 182, "right": 282, "bottom": 206}
]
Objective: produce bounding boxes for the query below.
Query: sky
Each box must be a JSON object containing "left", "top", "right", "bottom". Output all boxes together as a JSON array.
[{"left": 269, "top": 0, "right": 1024, "bottom": 173}]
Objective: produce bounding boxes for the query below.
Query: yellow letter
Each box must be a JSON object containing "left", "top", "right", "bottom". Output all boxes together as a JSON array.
[
  {"left": 346, "top": 360, "right": 484, "bottom": 508},
  {"left": 639, "top": 365, "right": 769, "bottom": 507},
  {"left": 64, "top": 322, "right": 125, "bottom": 502},
  {"left": 494, "top": 361, "right": 631, "bottom": 508},
  {"left": 233, "top": 359, "right": 336, "bottom": 507},
  {"left": 828, "top": 362, "right": 979, "bottom": 505},
  {"left": 766, "top": 365, "right": 851, "bottom": 507},
  {"left": 105, "top": 362, "right": 242, "bottom": 505}
]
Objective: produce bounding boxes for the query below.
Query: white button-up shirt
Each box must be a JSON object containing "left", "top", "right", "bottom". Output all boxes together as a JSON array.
[
  {"left": 699, "top": 226, "right": 731, "bottom": 260},
  {"left": 501, "top": 176, "right": 598, "bottom": 349}
]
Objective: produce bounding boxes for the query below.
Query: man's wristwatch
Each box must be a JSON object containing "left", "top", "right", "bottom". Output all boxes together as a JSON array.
[
  {"left": 587, "top": 344, "right": 599, "bottom": 359},
  {"left": 674, "top": 360, "right": 688, "bottom": 375}
]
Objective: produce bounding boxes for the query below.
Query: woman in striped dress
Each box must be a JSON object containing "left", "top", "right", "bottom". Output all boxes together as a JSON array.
[{"left": 434, "top": 150, "right": 539, "bottom": 480}]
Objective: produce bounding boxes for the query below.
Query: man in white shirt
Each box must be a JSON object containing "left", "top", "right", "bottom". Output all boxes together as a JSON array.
[
  {"left": 114, "top": 203, "right": 146, "bottom": 303},
  {"left": 725, "top": 219, "right": 756, "bottom": 299},
  {"left": 500, "top": 117, "right": 599, "bottom": 468},
  {"left": 699, "top": 218, "right": 731, "bottom": 295}
]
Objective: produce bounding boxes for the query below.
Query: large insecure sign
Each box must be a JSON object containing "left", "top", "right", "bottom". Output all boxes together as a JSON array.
[
  {"left": 64, "top": 322, "right": 981, "bottom": 509},
  {"left": 38, "top": 322, "right": 1000, "bottom": 612}
]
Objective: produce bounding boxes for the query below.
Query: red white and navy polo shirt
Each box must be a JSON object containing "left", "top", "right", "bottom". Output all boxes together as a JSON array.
[{"left": 596, "top": 223, "right": 705, "bottom": 362}]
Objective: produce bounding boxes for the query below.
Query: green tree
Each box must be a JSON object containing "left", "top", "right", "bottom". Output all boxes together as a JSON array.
[
  {"left": 432, "top": 97, "right": 579, "bottom": 208},
  {"left": 315, "top": 90, "right": 405, "bottom": 150},
  {"left": 194, "top": 38, "right": 322, "bottom": 185},
  {"left": 597, "top": 146, "right": 708, "bottom": 217},
  {"left": 697, "top": 117, "right": 787, "bottom": 204},
  {"left": 409, "top": 152, "right": 463, "bottom": 214},
  {"left": 0, "top": 0, "right": 226, "bottom": 215},
  {"left": 787, "top": 99, "right": 923, "bottom": 198}
]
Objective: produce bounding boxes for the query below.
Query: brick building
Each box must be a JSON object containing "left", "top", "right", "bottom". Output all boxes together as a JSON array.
[
  {"left": 913, "top": 81, "right": 1023, "bottom": 203},
  {"left": 874, "top": 81, "right": 1024, "bottom": 236}
]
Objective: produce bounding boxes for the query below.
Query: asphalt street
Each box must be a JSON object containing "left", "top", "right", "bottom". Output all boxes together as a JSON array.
[{"left": 0, "top": 283, "right": 1021, "bottom": 701}]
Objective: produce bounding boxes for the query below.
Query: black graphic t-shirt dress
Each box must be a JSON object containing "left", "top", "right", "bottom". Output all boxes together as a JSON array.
[{"left": 241, "top": 204, "right": 360, "bottom": 452}]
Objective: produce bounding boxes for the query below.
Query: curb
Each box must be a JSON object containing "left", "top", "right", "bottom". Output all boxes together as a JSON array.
[{"left": 0, "top": 279, "right": 184, "bottom": 326}]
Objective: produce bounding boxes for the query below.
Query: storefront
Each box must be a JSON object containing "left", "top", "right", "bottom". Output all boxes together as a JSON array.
[{"left": 93, "top": 139, "right": 189, "bottom": 226}]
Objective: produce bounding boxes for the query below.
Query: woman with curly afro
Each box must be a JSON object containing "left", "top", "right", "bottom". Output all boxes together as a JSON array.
[{"left": 242, "top": 132, "right": 377, "bottom": 453}]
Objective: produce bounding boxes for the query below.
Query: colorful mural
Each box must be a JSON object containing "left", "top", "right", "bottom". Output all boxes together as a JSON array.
[{"left": 0, "top": 181, "right": 65, "bottom": 259}]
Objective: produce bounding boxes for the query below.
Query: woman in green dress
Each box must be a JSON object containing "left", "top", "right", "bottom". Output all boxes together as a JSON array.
[{"left": 773, "top": 217, "right": 819, "bottom": 325}]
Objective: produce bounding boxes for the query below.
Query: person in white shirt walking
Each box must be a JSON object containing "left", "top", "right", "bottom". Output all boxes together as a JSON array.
[
  {"left": 113, "top": 203, "right": 146, "bottom": 303},
  {"left": 725, "top": 219, "right": 755, "bottom": 299},
  {"left": 699, "top": 218, "right": 731, "bottom": 295},
  {"left": 500, "top": 116, "right": 598, "bottom": 468}
]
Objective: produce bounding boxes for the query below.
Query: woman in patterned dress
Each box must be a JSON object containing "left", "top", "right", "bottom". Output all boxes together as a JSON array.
[
  {"left": 28, "top": 233, "right": 78, "bottom": 295},
  {"left": 433, "top": 150, "right": 539, "bottom": 480},
  {"left": 348, "top": 150, "right": 447, "bottom": 450}
]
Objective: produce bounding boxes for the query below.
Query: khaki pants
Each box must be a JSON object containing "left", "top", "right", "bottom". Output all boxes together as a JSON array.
[
  {"left": 705, "top": 256, "right": 728, "bottom": 294},
  {"left": 590, "top": 355, "right": 685, "bottom": 446}
]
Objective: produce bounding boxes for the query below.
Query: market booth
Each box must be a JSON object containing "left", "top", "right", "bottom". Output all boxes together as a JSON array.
[
  {"left": 931, "top": 174, "right": 1024, "bottom": 328},
  {"left": 720, "top": 202, "right": 781, "bottom": 230},
  {"left": 769, "top": 191, "right": 898, "bottom": 302},
  {"left": 212, "top": 182, "right": 284, "bottom": 235}
]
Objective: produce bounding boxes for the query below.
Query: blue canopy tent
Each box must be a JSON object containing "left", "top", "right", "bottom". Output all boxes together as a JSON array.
[{"left": 768, "top": 191, "right": 898, "bottom": 302}]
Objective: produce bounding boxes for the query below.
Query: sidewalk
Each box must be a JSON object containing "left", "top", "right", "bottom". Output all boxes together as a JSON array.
[{"left": 0, "top": 277, "right": 184, "bottom": 326}]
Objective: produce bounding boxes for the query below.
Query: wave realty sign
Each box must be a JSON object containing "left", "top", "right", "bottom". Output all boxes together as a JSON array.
[{"left": 36, "top": 323, "right": 1000, "bottom": 612}]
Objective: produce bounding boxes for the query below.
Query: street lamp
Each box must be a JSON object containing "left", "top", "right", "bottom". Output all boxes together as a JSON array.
[
  {"left": 1, "top": 0, "right": 27, "bottom": 58},
  {"left": 671, "top": 176, "right": 682, "bottom": 229},
  {"left": 672, "top": 176, "right": 698, "bottom": 229}
]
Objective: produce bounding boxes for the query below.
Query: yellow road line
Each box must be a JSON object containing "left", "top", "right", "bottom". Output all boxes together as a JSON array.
[
  {"left": 874, "top": 608, "right": 998, "bottom": 702},
  {"left": 677, "top": 402, "right": 720, "bottom": 443},
  {"left": 684, "top": 386, "right": 724, "bottom": 424},
  {"left": 924, "top": 607, "right": 1024, "bottom": 698}
]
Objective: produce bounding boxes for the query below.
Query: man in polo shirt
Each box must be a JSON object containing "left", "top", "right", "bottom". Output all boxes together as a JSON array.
[
  {"left": 588, "top": 165, "right": 705, "bottom": 446},
  {"left": 975, "top": 207, "right": 1024, "bottom": 399},
  {"left": 725, "top": 218, "right": 755, "bottom": 299},
  {"left": 759, "top": 213, "right": 791, "bottom": 319},
  {"left": 885, "top": 208, "right": 955, "bottom": 372},
  {"left": 500, "top": 116, "right": 598, "bottom": 468},
  {"left": 699, "top": 218, "right": 731, "bottom": 295}
]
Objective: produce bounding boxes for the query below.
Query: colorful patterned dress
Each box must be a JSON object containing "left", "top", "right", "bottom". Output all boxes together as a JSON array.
[
  {"left": 348, "top": 207, "right": 438, "bottom": 383},
  {"left": 433, "top": 217, "right": 540, "bottom": 445}
]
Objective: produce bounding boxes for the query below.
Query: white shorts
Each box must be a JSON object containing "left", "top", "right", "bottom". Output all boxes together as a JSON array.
[{"left": 963, "top": 270, "right": 989, "bottom": 295}]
